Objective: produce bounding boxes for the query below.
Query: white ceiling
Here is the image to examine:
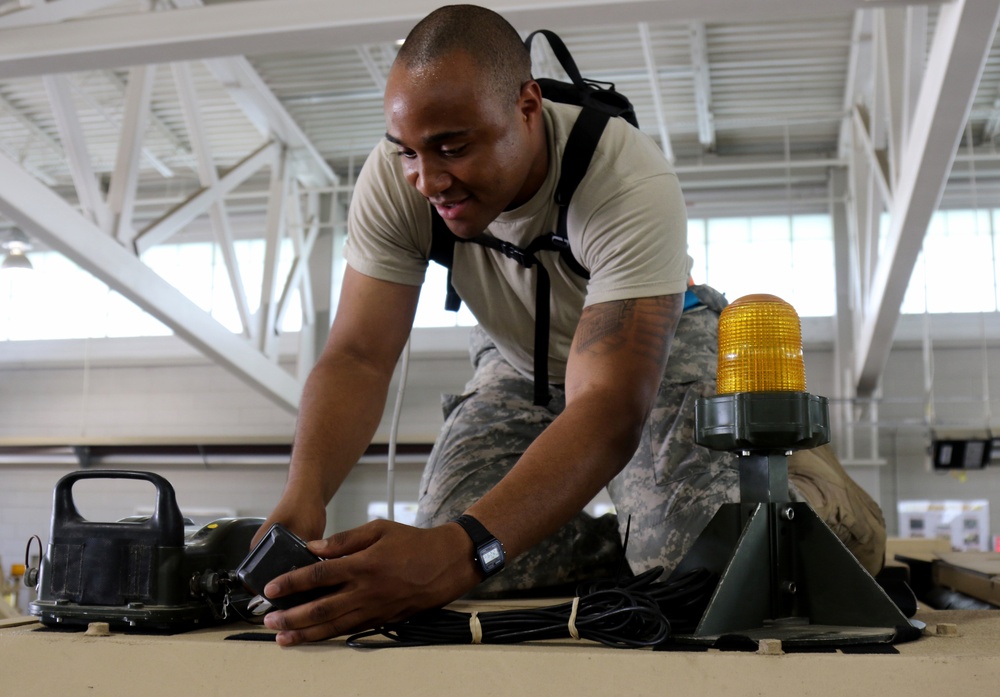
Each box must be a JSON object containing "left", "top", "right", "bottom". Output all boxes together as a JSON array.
[{"left": 0, "top": 0, "right": 984, "bottom": 215}]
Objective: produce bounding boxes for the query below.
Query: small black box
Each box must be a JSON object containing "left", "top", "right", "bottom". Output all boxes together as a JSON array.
[{"left": 236, "top": 523, "right": 334, "bottom": 610}]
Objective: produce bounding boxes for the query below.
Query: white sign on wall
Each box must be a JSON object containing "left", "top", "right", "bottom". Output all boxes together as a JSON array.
[{"left": 897, "top": 499, "right": 990, "bottom": 552}]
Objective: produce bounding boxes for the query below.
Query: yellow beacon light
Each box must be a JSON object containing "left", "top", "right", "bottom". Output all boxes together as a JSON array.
[
  {"left": 679, "top": 293, "right": 914, "bottom": 648},
  {"left": 716, "top": 294, "right": 805, "bottom": 395}
]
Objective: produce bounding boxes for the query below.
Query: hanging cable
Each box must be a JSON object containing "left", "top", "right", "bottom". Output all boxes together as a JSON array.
[
  {"left": 385, "top": 335, "right": 412, "bottom": 522},
  {"left": 966, "top": 123, "right": 994, "bottom": 437}
]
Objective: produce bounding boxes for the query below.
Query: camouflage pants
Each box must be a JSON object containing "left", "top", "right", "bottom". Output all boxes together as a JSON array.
[{"left": 415, "top": 285, "right": 742, "bottom": 595}]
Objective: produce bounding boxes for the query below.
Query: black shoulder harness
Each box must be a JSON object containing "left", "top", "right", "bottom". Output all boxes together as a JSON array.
[{"left": 427, "top": 30, "right": 637, "bottom": 407}]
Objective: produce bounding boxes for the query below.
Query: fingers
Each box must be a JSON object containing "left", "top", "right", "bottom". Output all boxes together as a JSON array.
[
  {"left": 255, "top": 521, "right": 471, "bottom": 646},
  {"left": 263, "top": 554, "right": 344, "bottom": 601},
  {"left": 263, "top": 588, "right": 367, "bottom": 646},
  {"left": 308, "top": 520, "right": 387, "bottom": 558},
  {"left": 261, "top": 562, "right": 349, "bottom": 643}
]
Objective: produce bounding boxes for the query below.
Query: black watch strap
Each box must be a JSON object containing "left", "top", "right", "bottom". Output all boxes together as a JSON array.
[{"left": 453, "top": 514, "right": 506, "bottom": 578}]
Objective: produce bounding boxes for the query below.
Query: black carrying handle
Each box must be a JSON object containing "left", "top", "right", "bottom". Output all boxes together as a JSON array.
[{"left": 51, "top": 470, "right": 185, "bottom": 545}]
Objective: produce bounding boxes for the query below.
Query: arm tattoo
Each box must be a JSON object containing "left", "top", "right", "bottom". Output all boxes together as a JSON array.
[{"left": 575, "top": 296, "right": 682, "bottom": 365}]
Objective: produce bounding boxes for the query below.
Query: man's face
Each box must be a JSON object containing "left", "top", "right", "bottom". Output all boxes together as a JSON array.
[{"left": 384, "top": 52, "right": 545, "bottom": 239}]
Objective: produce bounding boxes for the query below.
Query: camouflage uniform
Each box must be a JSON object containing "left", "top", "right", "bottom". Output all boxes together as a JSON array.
[{"left": 415, "top": 284, "right": 886, "bottom": 595}]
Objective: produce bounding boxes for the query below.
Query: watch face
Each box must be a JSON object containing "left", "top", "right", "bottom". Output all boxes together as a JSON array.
[{"left": 478, "top": 539, "right": 505, "bottom": 574}]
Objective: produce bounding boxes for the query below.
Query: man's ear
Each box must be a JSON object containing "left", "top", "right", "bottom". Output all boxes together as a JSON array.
[{"left": 518, "top": 79, "right": 544, "bottom": 124}]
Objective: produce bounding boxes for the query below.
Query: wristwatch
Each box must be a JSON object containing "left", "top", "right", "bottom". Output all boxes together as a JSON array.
[{"left": 453, "top": 514, "right": 506, "bottom": 578}]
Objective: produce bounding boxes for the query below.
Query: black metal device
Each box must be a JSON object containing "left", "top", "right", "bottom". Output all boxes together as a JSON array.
[
  {"left": 236, "top": 523, "right": 334, "bottom": 610},
  {"left": 29, "top": 470, "right": 262, "bottom": 631},
  {"left": 667, "top": 391, "right": 917, "bottom": 647}
]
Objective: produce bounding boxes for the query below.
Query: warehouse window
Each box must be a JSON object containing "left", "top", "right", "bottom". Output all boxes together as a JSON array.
[
  {"left": 0, "top": 239, "right": 302, "bottom": 340},
  {"left": 8, "top": 209, "right": 998, "bottom": 341},
  {"left": 901, "top": 209, "right": 999, "bottom": 313},
  {"left": 417, "top": 214, "right": 839, "bottom": 325},
  {"left": 413, "top": 262, "right": 477, "bottom": 328},
  {"left": 688, "top": 214, "right": 835, "bottom": 317}
]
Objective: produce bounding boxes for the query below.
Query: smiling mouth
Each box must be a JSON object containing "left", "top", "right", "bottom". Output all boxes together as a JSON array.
[{"left": 432, "top": 197, "right": 470, "bottom": 220}]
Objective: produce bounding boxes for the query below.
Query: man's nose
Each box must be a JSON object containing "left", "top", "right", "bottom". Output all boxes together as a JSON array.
[{"left": 412, "top": 159, "right": 451, "bottom": 198}]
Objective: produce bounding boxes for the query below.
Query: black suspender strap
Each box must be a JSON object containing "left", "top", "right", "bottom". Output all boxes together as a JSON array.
[
  {"left": 470, "top": 233, "right": 568, "bottom": 406},
  {"left": 429, "top": 211, "right": 463, "bottom": 312},
  {"left": 555, "top": 107, "right": 610, "bottom": 208},
  {"left": 552, "top": 105, "right": 609, "bottom": 279},
  {"left": 426, "top": 105, "right": 611, "bottom": 406}
]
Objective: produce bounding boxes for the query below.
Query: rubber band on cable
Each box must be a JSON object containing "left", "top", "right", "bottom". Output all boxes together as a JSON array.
[
  {"left": 567, "top": 597, "right": 580, "bottom": 639},
  {"left": 470, "top": 611, "right": 483, "bottom": 644}
]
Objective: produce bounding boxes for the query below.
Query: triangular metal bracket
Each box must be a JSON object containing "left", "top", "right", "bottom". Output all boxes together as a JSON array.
[{"left": 668, "top": 500, "right": 914, "bottom": 646}]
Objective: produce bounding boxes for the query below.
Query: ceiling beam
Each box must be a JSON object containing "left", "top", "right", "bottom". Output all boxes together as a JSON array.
[
  {"left": 0, "top": 148, "right": 302, "bottom": 414},
  {"left": 107, "top": 64, "right": 156, "bottom": 246},
  {"left": 200, "top": 55, "right": 337, "bottom": 187},
  {"left": 0, "top": 89, "right": 66, "bottom": 160},
  {"left": 357, "top": 45, "right": 388, "bottom": 92},
  {"left": 851, "top": 104, "right": 893, "bottom": 207},
  {"left": 637, "top": 22, "right": 674, "bottom": 162},
  {"left": 0, "top": 0, "right": 947, "bottom": 79},
  {"left": 43, "top": 74, "right": 114, "bottom": 232},
  {"left": 168, "top": 0, "right": 336, "bottom": 188},
  {"left": 0, "top": 0, "right": 123, "bottom": 28},
  {"left": 688, "top": 21, "right": 716, "bottom": 150},
  {"left": 172, "top": 60, "right": 255, "bottom": 339},
  {"left": 853, "top": 0, "right": 1000, "bottom": 395},
  {"left": 133, "top": 139, "right": 278, "bottom": 255},
  {"left": 837, "top": 10, "right": 869, "bottom": 160}
]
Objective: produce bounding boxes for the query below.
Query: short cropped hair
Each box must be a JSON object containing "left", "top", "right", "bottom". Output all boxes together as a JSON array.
[{"left": 395, "top": 5, "right": 531, "bottom": 105}]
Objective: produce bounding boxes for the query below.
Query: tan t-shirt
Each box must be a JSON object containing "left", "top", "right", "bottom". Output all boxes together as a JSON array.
[{"left": 345, "top": 100, "right": 691, "bottom": 383}]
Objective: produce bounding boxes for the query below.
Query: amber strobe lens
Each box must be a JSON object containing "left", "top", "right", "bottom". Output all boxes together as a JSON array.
[{"left": 716, "top": 294, "right": 806, "bottom": 394}]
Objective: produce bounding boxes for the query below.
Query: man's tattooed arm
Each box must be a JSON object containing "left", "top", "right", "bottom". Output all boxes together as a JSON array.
[{"left": 574, "top": 295, "right": 684, "bottom": 368}]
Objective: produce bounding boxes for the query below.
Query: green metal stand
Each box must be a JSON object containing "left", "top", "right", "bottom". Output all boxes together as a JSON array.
[{"left": 667, "top": 392, "right": 915, "bottom": 647}]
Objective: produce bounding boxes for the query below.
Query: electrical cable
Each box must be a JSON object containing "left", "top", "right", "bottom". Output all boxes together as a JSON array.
[
  {"left": 385, "top": 335, "right": 412, "bottom": 522},
  {"left": 344, "top": 566, "right": 716, "bottom": 649}
]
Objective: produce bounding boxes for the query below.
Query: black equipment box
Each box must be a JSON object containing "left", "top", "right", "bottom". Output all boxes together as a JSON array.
[{"left": 29, "top": 470, "right": 262, "bottom": 631}]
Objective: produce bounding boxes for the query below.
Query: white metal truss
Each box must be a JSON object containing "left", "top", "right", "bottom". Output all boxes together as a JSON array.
[
  {"left": 0, "top": 149, "right": 303, "bottom": 412},
  {"left": 276, "top": 180, "right": 319, "bottom": 335},
  {"left": 103, "top": 69, "right": 190, "bottom": 176},
  {"left": 171, "top": 60, "right": 255, "bottom": 340},
  {"left": 829, "top": 168, "right": 854, "bottom": 452},
  {"left": 637, "top": 22, "right": 674, "bottom": 162},
  {"left": 0, "top": 90, "right": 65, "bottom": 165},
  {"left": 62, "top": 71, "right": 178, "bottom": 178},
  {"left": 133, "top": 141, "right": 279, "bottom": 254},
  {"left": 258, "top": 147, "right": 290, "bottom": 357},
  {"left": 43, "top": 74, "right": 114, "bottom": 231},
  {"left": 357, "top": 45, "right": 389, "bottom": 92},
  {"left": 167, "top": 0, "right": 336, "bottom": 188},
  {"left": 107, "top": 64, "right": 155, "bottom": 246},
  {"left": 0, "top": 0, "right": 124, "bottom": 28},
  {"left": 688, "top": 21, "right": 715, "bottom": 150},
  {"left": 17, "top": 33, "right": 332, "bottom": 411},
  {"left": 838, "top": 10, "right": 869, "bottom": 162},
  {"left": 845, "top": 0, "right": 1000, "bottom": 396},
  {"left": 197, "top": 56, "right": 336, "bottom": 189}
]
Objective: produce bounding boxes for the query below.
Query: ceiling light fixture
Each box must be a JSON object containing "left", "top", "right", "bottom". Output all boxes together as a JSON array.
[{"left": 1, "top": 228, "right": 34, "bottom": 272}]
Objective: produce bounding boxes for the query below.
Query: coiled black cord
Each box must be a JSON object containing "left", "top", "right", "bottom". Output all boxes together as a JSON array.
[{"left": 345, "top": 566, "right": 715, "bottom": 649}]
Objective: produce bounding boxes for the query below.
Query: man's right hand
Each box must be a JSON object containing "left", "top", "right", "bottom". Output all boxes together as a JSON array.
[{"left": 250, "top": 493, "right": 327, "bottom": 550}]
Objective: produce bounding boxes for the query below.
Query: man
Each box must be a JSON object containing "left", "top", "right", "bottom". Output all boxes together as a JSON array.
[{"left": 255, "top": 5, "right": 885, "bottom": 646}]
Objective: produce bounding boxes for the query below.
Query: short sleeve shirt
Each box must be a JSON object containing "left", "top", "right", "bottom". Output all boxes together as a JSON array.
[{"left": 345, "top": 100, "right": 691, "bottom": 382}]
